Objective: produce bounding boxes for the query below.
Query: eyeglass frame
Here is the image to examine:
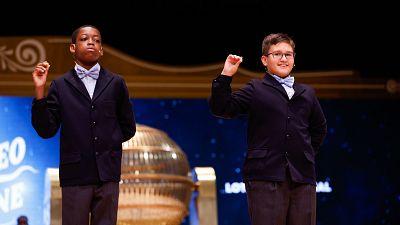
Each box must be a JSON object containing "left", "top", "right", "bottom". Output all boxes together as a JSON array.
[{"left": 265, "top": 51, "right": 296, "bottom": 60}]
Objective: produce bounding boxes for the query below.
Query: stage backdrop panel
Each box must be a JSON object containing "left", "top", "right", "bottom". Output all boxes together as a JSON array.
[{"left": 0, "top": 97, "right": 59, "bottom": 225}]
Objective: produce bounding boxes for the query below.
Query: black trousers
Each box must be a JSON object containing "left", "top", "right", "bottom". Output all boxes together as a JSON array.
[
  {"left": 61, "top": 182, "right": 119, "bottom": 225},
  {"left": 245, "top": 171, "right": 316, "bottom": 225}
]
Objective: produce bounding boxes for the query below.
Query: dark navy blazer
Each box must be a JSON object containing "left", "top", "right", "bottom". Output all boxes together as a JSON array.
[
  {"left": 209, "top": 74, "right": 327, "bottom": 185},
  {"left": 32, "top": 68, "right": 136, "bottom": 187}
]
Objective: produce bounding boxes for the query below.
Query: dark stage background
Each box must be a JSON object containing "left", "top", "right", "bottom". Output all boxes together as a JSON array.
[{"left": 1, "top": 1, "right": 400, "bottom": 79}]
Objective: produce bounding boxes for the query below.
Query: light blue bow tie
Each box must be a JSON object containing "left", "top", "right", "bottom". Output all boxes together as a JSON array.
[
  {"left": 76, "top": 67, "right": 99, "bottom": 80},
  {"left": 274, "top": 76, "right": 294, "bottom": 88}
]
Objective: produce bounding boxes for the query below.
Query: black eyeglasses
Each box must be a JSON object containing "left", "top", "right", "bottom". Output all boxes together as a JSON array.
[{"left": 266, "top": 52, "right": 295, "bottom": 60}]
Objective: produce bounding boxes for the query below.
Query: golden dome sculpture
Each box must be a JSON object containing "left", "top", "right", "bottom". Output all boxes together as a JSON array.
[{"left": 118, "top": 124, "right": 195, "bottom": 225}]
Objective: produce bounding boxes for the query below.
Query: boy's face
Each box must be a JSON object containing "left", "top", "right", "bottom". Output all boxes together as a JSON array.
[
  {"left": 261, "top": 42, "right": 295, "bottom": 78},
  {"left": 70, "top": 26, "right": 103, "bottom": 69}
]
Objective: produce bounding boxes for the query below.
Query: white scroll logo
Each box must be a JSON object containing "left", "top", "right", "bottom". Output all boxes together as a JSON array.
[
  {"left": 0, "top": 136, "right": 39, "bottom": 182},
  {"left": 0, "top": 137, "right": 38, "bottom": 215}
]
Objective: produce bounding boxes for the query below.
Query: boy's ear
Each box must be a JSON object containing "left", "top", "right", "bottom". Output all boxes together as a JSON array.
[
  {"left": 99, "top": 47, "right": 103, "bottom": 56},
  {"left": 261, "top": 55, "right": 268, "bottom": 67},
  {"left": 69, "top": 44, "right": 76, "bottom": 53}
]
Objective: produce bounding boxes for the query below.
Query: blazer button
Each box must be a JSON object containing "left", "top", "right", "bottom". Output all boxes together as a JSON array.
[
  {"left": 94, "top": 136, "right": 98, "bottom": 141},
  {"left": 92, "top": 121, "right": 96, "bottom": 126},
  {"left": 286, "top": 134, "right": 291, "bottom": 138},
  {"left": 95, "top": 152, "right": 99, "bottom": 156},
  {"left": 91, "top": 105, "right": 95, "bottom": 110}
]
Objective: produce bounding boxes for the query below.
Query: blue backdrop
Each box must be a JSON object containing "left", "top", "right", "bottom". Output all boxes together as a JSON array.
[{"left": 0, "top": 97, "right": 399, "bottom": 225}]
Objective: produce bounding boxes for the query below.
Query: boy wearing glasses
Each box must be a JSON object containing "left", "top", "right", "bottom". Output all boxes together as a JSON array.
[{"left": 209, "top": 33, "right": 327, "bottom": 225}]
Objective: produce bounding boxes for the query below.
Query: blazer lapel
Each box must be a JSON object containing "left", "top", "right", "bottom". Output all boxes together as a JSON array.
[
  {"left": 64, "top": 70, "right": 91, "bottom": 101},
  {"left": 262, "top": 73, "right": 288, "bottom": 97},
  {"left": 91, "top": 68, "right": 114, "bottom": 102},
  {"left": 262, "top": 73, "right": 306, "bottom": 99},
  {"left": 292, "top": 83, "right": 306, "bottom": 99}
]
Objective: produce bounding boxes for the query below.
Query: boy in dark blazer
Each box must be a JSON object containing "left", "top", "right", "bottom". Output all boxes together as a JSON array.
[
  {"left": 209, "top": 33, "right": 327, "bottom": 225},
  {"left": 31, "top": 25, "right": 136, "bottom": 225}
]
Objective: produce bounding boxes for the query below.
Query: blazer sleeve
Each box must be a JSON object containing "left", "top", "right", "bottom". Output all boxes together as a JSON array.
[
  {"left": 31, "top": 81, "right": 61, "bottom": 139},
  {"left": 116, "top": 77, "right": 136, "bottom": 142},
  {"left": 309, "top": 95, "right": 328, "bottom": 151},
  {"left": 209, "top": 75, "right": 254, "bottom": 119}
]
